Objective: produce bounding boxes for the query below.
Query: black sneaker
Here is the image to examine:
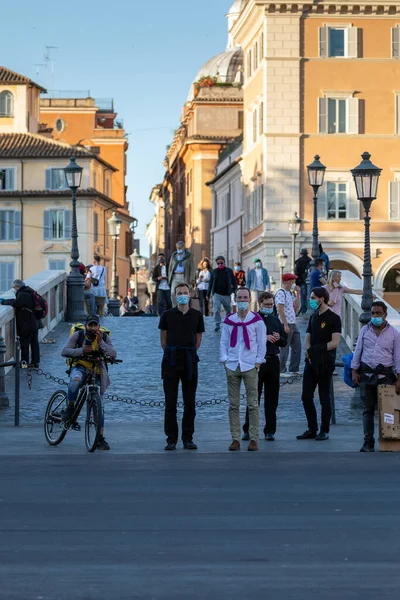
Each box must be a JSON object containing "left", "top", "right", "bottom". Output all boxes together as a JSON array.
[
  {"left": 214, "top": 324, "right": 220, "bottom": 332},
  {"left": 62, "top": 404, "right": 74, "bottom": 423},
  {"left": 241, "top": 432, "right": 250, "bottom": 441},
  {"left": 97, "top": 436, "right": 110, "bottom": 450},
  {"left": 360, "top": 441, "right": 375, "bottom": 452},
  {"left": 164, "top": 442, "right": 176, "bottom": 451},
  {"left": 183, "top": 441, "right": 198, "bottom": 450},
  {"left": 315, "top": 431, "right": 329, "bottom": 441},
  {"left": 296, "top": 430, "right": 317, "bottom": 440},
  {"left": 265, "top": 433, "right": 275, "bottom": 441}
]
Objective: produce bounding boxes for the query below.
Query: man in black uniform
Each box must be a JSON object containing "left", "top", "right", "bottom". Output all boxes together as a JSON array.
[
  {"left": 159, "top": 282, "right": 205, "bottom": 451},
  {"left": 297, "top": 286, "right": 341, "bottom": 441},
  {"left": 242, "top": 292, "right": 288, "bottom": 441}
]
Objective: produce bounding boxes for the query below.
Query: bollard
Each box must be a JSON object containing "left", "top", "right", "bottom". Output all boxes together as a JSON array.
[
  {"left": 14, "top": 337, "right": 20, "bottom": 426},
  {"left": 0, "top": 335, "right": 10, "bottom": 407}
]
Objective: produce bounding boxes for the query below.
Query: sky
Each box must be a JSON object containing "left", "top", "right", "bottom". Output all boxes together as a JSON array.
[{"left": 0, "top": 0, "right": 234, "bottom": 254}]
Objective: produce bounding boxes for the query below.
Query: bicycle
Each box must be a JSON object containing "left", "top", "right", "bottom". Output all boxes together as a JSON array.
[{"left": 44, "top": 356, "right": 122, "bottom": 452}]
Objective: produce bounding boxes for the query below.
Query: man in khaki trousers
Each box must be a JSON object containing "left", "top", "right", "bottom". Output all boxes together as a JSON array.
[{"left": 220, "top": 287, "right": 266, "bottom": 451}]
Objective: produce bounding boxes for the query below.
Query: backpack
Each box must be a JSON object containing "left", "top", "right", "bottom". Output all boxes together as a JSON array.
[
  {"left": 65, "top": 323, "right": 111, "bottom": 370},
  {"left": 29, "top": 288, "right": 48, "bottom": 319},
  {"left": 343, "top": 353, "right": 356, "bottom": 388}
]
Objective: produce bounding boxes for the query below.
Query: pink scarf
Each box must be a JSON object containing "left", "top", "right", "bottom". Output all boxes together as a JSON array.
[{"left": 224, "top": 312, "right": 262, "bottom": 350}]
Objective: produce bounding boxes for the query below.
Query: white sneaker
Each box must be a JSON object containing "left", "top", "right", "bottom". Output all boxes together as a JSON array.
[
  {"left": 280, "top": 372, "right": 291, "bottom": 378},
  {"left": 289, "top": 371, "right": 302, "bottom": 377}
]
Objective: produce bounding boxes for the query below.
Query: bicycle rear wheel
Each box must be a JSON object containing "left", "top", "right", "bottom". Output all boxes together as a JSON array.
[
  {"left": 44, "top": 390, "right": 68, "bottom": 446},
  {"left": 85, "top": 392, "right": 102, "bottom": 452}
]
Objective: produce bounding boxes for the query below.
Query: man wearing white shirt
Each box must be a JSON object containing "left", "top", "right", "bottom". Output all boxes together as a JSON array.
[{"left": 220, "top": 287, "right": 267, "bottom": 451}]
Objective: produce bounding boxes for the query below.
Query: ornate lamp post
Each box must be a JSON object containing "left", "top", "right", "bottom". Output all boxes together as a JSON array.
[
  {"left": 276, "top": 248, "right": 288, "bottom": 286},
  {"left": 147, "top": 279, "right": 157, "bottom": 313},
  {"left": 129, "top": 218, "right": 138, "bottom": 251},
  {"left": 130, "top": 249, "right": 140, "bottom": 307},
  {"left": 288, "top": 212, "right": 303, "bottom": 272},
  {"left": 307, "top": 155, "right": 326, "bottom": 266},
  {"left": 107, "top": 211, "right": 122, "bottom": 316},
  {"left": 64, "top": 156, "right": 85, "bottom": 322},
  {"left": 351, "top": 152, "right": 382, "bottom": 325},
  {"left": 269, "top": 276, "right": 276, "bottom": 294}
]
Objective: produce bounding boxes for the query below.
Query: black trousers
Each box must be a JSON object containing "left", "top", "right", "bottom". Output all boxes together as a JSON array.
[
  {"left": 157, "top": 289, "right": 172, "bottom": 316},
  {"left": 20, "top": 330, "right": 40, "bottom": 365},
  {"left": 243, "top": 356, "right": 280, "bottom": 435},
  {"left": 163, "top": 361, "right": 198, "bottom": 444},
  {"left": 198, "top": 290, "right": 209, "bottom": 316},
  {"left": 301, "top": 362, "right": 334, "bottom": 434},
  {"left": 360, "top": 373, "right": 396, "bottom": 442}
]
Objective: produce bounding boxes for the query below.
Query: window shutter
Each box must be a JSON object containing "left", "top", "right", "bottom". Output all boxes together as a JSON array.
[
  {"left": 318, "top": 184, "right": 327, "bottom": 219},
  {"left": 43, "top": 210, "right": 51, "bottom": 240},
  {"left": 392, "top": 27, "right": 400, "bottom": 58},
  {"left": 389, "top": 181, "right": 400, "bottom": 220},
  {"left": 14, "top": 211, "right": 21, "bottom": 241},
  {"left": 318, "top": 98, "right": 328, "bottom": 133},
  {"left": 347, "top": 27, "right": 358, "bottom": 58},
  {"left": 45, "top": 169, "right": 52, "bottom": 190},
  {"left": 319, "top": 27, "right": 328, "bottom": 58},
  {"left": 348, "top": 183, "right": 360, "bottom": 219},
  {"left": 5, "top": 168, "right": 15, "bottom": 190},
  {"left": 259, "top": 102, "right": 264, "bottom": 134},
  {"left": 347, "top": 98, "right": 359, "bottom": 134},
  {"left": 63, "top": 209, "right": 71, "bottom": 239}
]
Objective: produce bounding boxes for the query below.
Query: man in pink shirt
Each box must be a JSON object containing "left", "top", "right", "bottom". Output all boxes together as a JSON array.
[{"left": 351, "top": 301, "right": 400, "bottom": 452}]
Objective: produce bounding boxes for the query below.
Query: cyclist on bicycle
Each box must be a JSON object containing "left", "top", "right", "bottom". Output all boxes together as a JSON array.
[{"left": 61, "top": 314, "right": 116, "bottom": 450}]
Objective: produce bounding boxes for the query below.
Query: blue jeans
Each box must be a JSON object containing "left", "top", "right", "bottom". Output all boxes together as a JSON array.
[
  {"left": 84, "top": 292, "right": 96, "bottom": 314},
  {"left": 300, "top": 283, "right": 308, "bottom": 315},
  {"left": 157, "top": 288, "right": 172, "bottom": 316}
]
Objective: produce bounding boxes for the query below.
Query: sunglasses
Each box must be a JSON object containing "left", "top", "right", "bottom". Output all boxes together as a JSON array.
[{"left": 216, "top": 262, "right": 224, "bottom": 265}]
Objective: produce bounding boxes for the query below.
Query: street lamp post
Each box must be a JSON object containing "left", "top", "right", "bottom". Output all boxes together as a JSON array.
[
  {"left": 129, "top": 218, "right": 138, "bottom": 251},
  {"left": 288, "top": 212, "right": 303, "bottom": 272},
  {"left": 351, "top": 152, "right": 382, "bottom": 325},
  {"left": 147, "top": 279, "right": 157, "bottom": 313},
  {"left": 130, "top": 249, "right": 140, "bottom": 307},
  {"left": 107, "top": 211, "right": 122, "bottom": 316},
  {"left": 64, "top": 156, "right": 86, "bottom": 322},
  {"left": 276, "top": 248, "right": 288, "bottom": 286},
  {"left": 269, "top": 276, "right": 276, "bottom": 294},
  {"left": 307, "top": 155, "right": 326, "bottom": 267}
]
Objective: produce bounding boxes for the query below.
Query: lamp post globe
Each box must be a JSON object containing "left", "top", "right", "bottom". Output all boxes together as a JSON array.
[
  {"left": 307, "top": 155, "right": 326, "bottom": 267},
  {"left": 351, "top": 152, "right": 382, "bottom": 325},
  {"left": 276, "top": 248, "right": 288, "bottom": 286},
  {"left": 64, "top": 156, "right": 86, "bottom": 322},
  {"left": 288, "top": 212, "right": 303, "bottom": 272},
  {"left": 107, "top": 211, "right": 123, "bottom": 316}
]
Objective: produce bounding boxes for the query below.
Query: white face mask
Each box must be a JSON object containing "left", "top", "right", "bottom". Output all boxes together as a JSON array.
[
  {"left": 333, "top": 282, "right": 340, "bottom": 288},
  {"left": 291, "top": 283, "right": 296, "bottom": 291}
]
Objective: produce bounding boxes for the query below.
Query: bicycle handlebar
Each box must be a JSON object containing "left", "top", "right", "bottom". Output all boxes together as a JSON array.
[{"left": 82, "top": 355, "right": 123, "bottom": 365}]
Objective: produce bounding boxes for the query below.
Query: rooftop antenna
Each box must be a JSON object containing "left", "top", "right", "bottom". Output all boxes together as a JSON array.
[
  {"left": 44, "top": 46, "right": 58, "bottom": 91},
  {"left": 34, "top": 63, "right": 46, "bottom": 77}
]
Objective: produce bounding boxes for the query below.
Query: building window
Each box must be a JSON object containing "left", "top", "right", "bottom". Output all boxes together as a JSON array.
[
  {"left": 253, "top": 42, "right": 258, "bottom": 71},
  {"left": 94, "top": 212, "right": 99, "bottom": 242},
  {"left": 55, "top": 118, "right": 65, "bottom": 133},
  {"left": 93, "top": 170, "right": 97, "bottom": 189},
  {"left": 247, "top": 50, "right": 252, "bottom": 79},
  {"left": 389, "top": 181, "right": 400, "bottom": 220},
  {"left": 44, "top": 209, "right": 71, "bottom": 240},
  {"left": 253, "top": 110, "right": 257, "bottom": 143},
  {"left": 259, "top": 32, "right": 264, "bottom": 59},
  {"left": 392, "top": 27, "right": 400, "bottom": 58},
  {"left": 49, "top": 260, "right": 66, "bottom": 270},
  {"left": 319, "top": 26, "right": 358, "bottom": 58},
  {"left": 246, "top": 185, "right": 263, "bottom": 230},
  {"left": 318, "top": 97, "right": 359, "bottom": 134},
  {"left": 45, "top": 168, "right": 67, "bottom": 191},
  {"left": 319, "top": 181, "right": 359, "bottom": 220},
  {"left": 0, "top": 210, "right": 21, "bottom": 241},
  {"left": 105, "top": 177, "right": 111, "bottom": 197},
  {"left": 0, "top": 91, "right": 13, "bottom": 117},
  {"left": 0, "top": 262, "right": 15, "bottom": 292},
  {"left": 259, "top": 102, "right": 264, "bottom": 135},
  {"left": 238, "top": 110, "right": 244, "bottom": 130},
  {"left": 0, "top": 168, "right": 15, "bottom": 190}
]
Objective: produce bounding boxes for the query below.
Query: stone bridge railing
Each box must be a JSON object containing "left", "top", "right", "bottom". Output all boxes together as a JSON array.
[
  {"left": 0, "top": 270, "right": 67, "bottom": 365},
  {"left": 341, "top": 270, "right": 400, "bottom": 350}
]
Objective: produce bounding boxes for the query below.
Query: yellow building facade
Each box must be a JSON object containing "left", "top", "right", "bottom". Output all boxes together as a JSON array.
[
  {"left": 230, "top": 0, "right": 400, "bottom": 307},
  {"left": 0, "top": 66, "right": 133, "bottom": 295}
]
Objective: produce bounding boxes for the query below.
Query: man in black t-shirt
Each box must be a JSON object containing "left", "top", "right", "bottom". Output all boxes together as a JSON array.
[
  {"left": 159, "top": 282, "right": 205, "bottom": 451},
  {"left": 297, "top": 287, "right": 341, "bottom": 441}
]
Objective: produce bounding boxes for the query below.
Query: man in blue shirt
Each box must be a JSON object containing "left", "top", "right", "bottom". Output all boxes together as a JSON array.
[{"left": 310, "top": 259, "right": 327, "bottom": 291}]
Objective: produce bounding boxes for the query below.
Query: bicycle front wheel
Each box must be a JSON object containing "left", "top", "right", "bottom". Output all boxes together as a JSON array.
[
  {"left": 85, "top": 393, "right": 102, "bottom": 452},
  {"left": 44, "top": 390, "right": 68, "bottom": 446}
]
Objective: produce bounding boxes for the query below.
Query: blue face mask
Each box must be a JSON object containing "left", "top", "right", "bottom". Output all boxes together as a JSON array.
[
  {"left": 371, "top": 317, "right": 384, "bottom": 327},
  {"left": 237, "top": 301, "right": 249, "bottom": 311},
  {"left": 255, "top": 262, "right": 261, "bottom": 269},
  {"left": 234, "top": 266, "right": 240, "bottom": 272},
  {"left": 309, "top": 299, "right": 319, "bottom": 311},
  {"left": 176, "top": 295, "right": 189, "bottom": 305},
  {"left": 261, "top": 307, "right": 274, "bottom": 316}
]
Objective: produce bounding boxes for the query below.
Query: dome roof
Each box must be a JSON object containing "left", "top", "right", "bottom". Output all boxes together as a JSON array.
[{"left": 187, "top": 48, "right": 243, "bottom": 101}]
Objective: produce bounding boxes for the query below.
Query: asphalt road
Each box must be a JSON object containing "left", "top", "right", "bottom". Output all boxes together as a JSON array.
[{"left": 1, "top": 452, "right": 400, "bottom": 600}]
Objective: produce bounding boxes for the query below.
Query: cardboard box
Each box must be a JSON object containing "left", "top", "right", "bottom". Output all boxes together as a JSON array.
[{"left": 378, "top": 385, "right": 400, "bottom": 451}]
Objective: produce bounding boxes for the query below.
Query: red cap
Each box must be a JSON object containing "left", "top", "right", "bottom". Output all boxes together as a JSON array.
[{"left": 282, "top": 273, "right": 297, "bottom": 282}]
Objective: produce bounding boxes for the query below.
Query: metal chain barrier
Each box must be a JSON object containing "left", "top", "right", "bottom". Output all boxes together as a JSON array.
[{"left": 26, "top": 367, "right": 303, "bottom": 408}]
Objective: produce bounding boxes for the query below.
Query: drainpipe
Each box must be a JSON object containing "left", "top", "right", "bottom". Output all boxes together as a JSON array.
[{"left": 20, "top": 160, "right": 24, "bottom": 279}]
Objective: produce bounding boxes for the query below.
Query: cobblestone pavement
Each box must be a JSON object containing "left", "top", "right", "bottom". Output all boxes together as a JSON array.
[{"left": 0, "top": 314, "right": 361, "bottom": 425}]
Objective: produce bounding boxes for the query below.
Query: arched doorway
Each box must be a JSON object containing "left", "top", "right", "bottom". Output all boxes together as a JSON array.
[
  {"left": 330, "top": 260, "right": 360, "bottom": 277},
  {"left": 382, "top": 263, "right": 400, "bottom": 310}
]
